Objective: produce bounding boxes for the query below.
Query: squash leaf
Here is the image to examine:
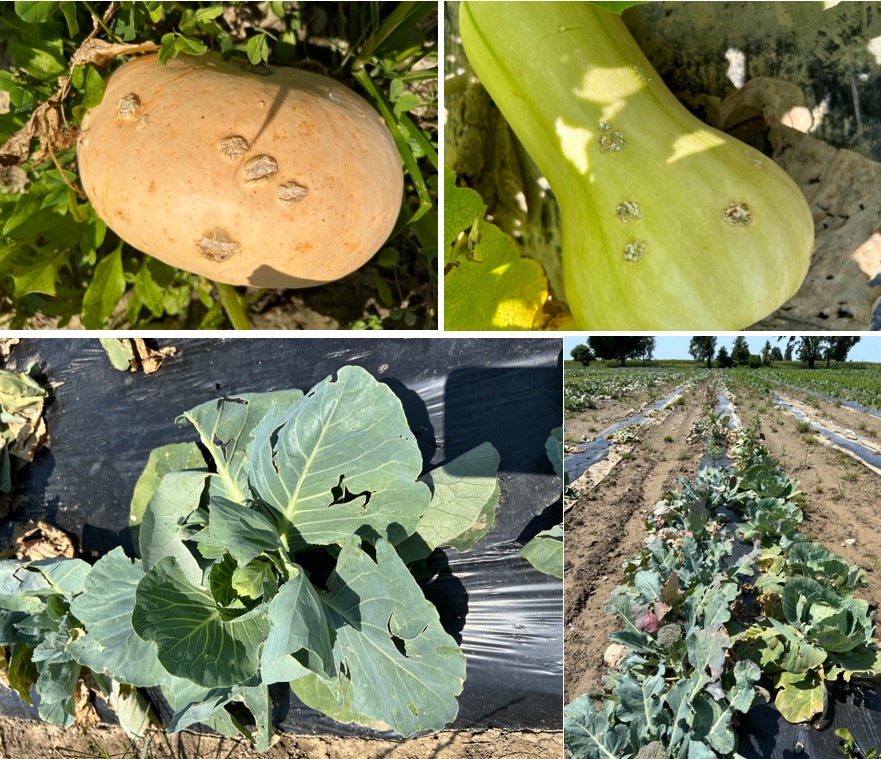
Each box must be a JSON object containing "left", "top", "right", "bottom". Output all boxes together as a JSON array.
[{"left": 445, "top": 219, "right": 548, "bottom": 330}]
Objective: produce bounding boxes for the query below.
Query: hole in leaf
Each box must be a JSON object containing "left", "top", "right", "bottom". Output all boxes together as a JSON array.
[{"left": 388, "top": 614, "right": 409, "bottom": 658}]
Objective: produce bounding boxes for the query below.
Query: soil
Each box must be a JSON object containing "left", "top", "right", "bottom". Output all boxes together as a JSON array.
[
  {"left": 0, "top": 718, "right": 562, "bottom": 759},
  {"left": 564, "top": 378, "right": 689, "bottom": 444},
  {"left": 563, "top": 382, "right": 708, "bottom": 701},
  {"left": 563, "top": 374, "right": 881, "bottom": 705}
]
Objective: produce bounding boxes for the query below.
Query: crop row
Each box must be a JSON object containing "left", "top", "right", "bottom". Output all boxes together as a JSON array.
[
  {"left": 564, "top": 384, "right": 881, "bottom": 758},
  {"left": 564, "top": 368, "right": 698, "bottom": 412},
  {"left": 731, "top": 367, "right": 881, "bottom": 413}
]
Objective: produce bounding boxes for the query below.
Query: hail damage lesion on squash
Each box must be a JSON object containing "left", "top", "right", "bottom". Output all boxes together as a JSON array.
[
  {"left": 117, "top": 93, "right": 141, "bottom": 120},
  {"left": 196, "top": 229, "right": 241, "bottom": 262},
  {"left": 243, "top": 154, "right": 278, "bottom": 183},
  {"left": 598, "top": 121, "right": 625, "bottom": 153},
  {"left": 722, "top": 202, "right": 753, "bottom": 226},
  {"left": 616, "top": 200, "right": 641, "bottom": 223},
  {"left": 219, "top": 135, "right": 250, "bottom": 161},
  {"left": 277, "top": 181, "right": 308, "bottom": 206},
  {"left": 623, "top": 239, "right": 647, "bottom": 262}
]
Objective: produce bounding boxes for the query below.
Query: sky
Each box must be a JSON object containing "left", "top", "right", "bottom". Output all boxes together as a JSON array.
[{"left": 563, "top": 335, "right": 880, "bottom": 363}]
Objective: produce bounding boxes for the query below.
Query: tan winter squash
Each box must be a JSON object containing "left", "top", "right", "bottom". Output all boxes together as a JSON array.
[{"left": 77, "top": 53, "right": 402, "bottom": 288}]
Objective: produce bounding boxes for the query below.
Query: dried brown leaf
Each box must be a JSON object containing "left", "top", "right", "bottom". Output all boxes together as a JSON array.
[
  {"left": 10, "top": 520, "right": 76, "bottom": 561},
  {"left": 133, "top": 338, "right": 177, "bottom": 374},
  {"left": 70, "top": 39, "right": 160, "bottom": 69}
]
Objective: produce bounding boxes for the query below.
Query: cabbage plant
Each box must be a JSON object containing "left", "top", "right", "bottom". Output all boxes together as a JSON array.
[{"left": 0, "top": 365, "right": 501, "bottom": 748}]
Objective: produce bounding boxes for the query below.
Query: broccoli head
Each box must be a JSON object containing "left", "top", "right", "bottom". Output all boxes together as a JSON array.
[
  {"left": 656, "top": 624, "right": 683, "bottom": 649},
  {"left": 635, "top": 740, "right": 667, "bottom": 759}
]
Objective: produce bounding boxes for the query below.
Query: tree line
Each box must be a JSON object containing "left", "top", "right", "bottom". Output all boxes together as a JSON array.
[{"left": 570, "top": 337, "right": 861, "bottom": 369}]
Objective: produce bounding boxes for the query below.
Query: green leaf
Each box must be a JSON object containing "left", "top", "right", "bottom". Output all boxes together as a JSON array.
[
  {"left": 241, "top": 684, "right": 271, "bottom": 752},
  {"left": 132, "top": 556, "right": 270, "bottom": 688},
  {"left": 563, "top": 692, "right": 631, "bottom": 758},
  {"left": 175, "top": 35, "right": 208, "bottom": 57},
  {"left": 401, "top": 442, "right": 500, "bottom": 561},
  {"left": 81, "top": 65, "right": 105, "bottom": 109},
  {"left": 3, "top": 193, "right": 42, "bottom": 237},
  {"left": 35, "top": 659, "right": 80, "bottom": 727},
  {"left": 59, "top": 3, "right": 78, "bottom": 36},
  {"left": 108, "top": 682, "right": 154, "bottom": 743},
  {"left": 246, "top": 34, "right": 269, "bottom": 65},
  {"left": 130, "top": 442, "right": 206, "bottom": 529},
  {"left": 195, "top": 498, "right": 282, "bottom": 567},
  {"left": 14, "top": 1, "right": 60, "bottom": 24},
  {"left": 521, "top": 524, "right": 563, "bottom": 578},
  {"left": 665, "top": 678, "right": 696, "bottom": 746},
  {"left": 292, "top": 538, "right": 466, "bottom": 737},
  {"left": 179, "top": 389, "right": 304, "bottom": 503},
  {"left": 616, "top": 668, "right": 666, "bottom": 740},
  {"left": 7, "top": 644, "right": 38, "bottom": 704},
  {"left": 134, "top": 260, "right": 165, "bottom": 318},
  {"left": 99, "top": 338, "right": 136, "bottom": 371},
  {"left": 261, "top": 568, "right": 335, "bottom": 684},
  {"left": 231, "top": 558, "right": 277, "bottom": 600},
  {"left": 445, "top": 219, "right": 549, "bottom": 330},
  {"left": 30, "top": 558, "right": 90, "bottom": 598},
  {"left": 546, "top": 427, "right": 564, "bottom": 480},
  {"left": 693, "top": 693, "right": 736, "bottom": 755},
  {"left": 589, "top": 1, "right": 649, "bottom": 13},
  {"left": 158, "top": 33, "right": 178, "bottom": 65},
  {"left": 208, "top": 554, "right": 238, "bottom": 607},
  {"left": 82, "top": 248, "right": 125, "bottom": 329},
  {"left": 249, "top": 365, "right": 430, "bottom": 549},
  {"left": 138, "top": 470, "right": 207, "bottom": 585},
  {"left": 67, "top": 548, "right": 168, "bottom": 687},
  {"left": 443, "top": 164, "right": 485, "bottom": 256},
  {"left": 11, "top": 249, "right": 66, "bottom": 297},
  {"left": 775, "top": 670, "right": 826, "bottom": 723}
]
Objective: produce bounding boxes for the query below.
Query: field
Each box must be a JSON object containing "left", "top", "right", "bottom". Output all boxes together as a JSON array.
[{"left": 563, "top": 364, "right": 881, "bottom": 758}]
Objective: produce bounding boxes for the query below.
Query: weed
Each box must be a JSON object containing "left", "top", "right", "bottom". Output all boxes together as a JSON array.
[{"left": 663, "top": 435, "right": 674, "bottom": 443}]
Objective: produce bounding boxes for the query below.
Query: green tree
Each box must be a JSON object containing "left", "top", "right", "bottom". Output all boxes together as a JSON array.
[
  {"left": 797, "top": 337, "right": 823, "bottom": 369},
  {"left": 587, "top": 336, "right": 654, "bottom": 367},
  {"left": 784, "top": 342, "right": 793, "bottom": 362},
  {"left": 640, "top": 337, "right": 656, "bottom": 365},
  {"left": 716, "top": 345, "right": 733, "bottom": 368},
  {"left": 730, "top": 336, "right": 751, "bottom": 367},
  {"left": 761, "top": 340, "right": 772, "bottom": 366},
  {"left": 823, "top": 337, "right": 861, "bottom": 367},
  {"left": 688, "top": 337, "right": 717, "bottom": 368},
  {"left": 571, "top": 344, "right": 594, "bottom": 366},
  {"left": 770, "top": 346, "right": 784, "bottom": 361}
]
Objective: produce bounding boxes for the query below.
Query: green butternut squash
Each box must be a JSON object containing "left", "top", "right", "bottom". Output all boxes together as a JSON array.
[{"left": 459, "top": 2, "right": 814, "bottom": 330}]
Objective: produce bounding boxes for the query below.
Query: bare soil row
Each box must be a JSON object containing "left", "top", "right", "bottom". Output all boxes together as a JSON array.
[{"left": 0, "top": 718, "right": 563, "bottom": 759}]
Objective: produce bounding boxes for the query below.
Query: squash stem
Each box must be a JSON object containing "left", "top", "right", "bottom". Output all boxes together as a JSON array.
[
  {"left": 216, "top": 283, "right": 251, "bottom": 330},
  {"left": 352, "top": 68, "right": 433, "bottom": 225}
]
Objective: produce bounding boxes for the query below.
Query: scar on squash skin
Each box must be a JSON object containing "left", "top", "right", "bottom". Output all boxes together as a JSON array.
[
  {"left": 117, "top": 93, "right": 141, "bottom": 120},
  {"left": 616, "top": 200, "right": 641, "bottom": 223},
  {"left": 277, "top": 181, "right": 308, "bottom": 205},
  {"left": 196, "top": 229, "right": 240, "bottom": 262},
  {"left": 722, "top": 202, "right": 752, "bottom": 226},
  {"left": 243, "top": 154, "right": 277, "bottom": 183},
  {"left": 136, "top": 115, "right": 150, "bottom": 130},
  {"left": 598, "top": 121, "right": 625, "bottom": 152},
  {"left": 220, "top": 135, "right": 250, "bottom": 160},
  {"left": 623, "top": 239, "right": 646, "bottom": 262}
]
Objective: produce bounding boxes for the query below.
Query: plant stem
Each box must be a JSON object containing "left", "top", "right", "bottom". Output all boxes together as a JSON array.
[{"left": 216, "top": 283, "right": 251, "bottom": 330}]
